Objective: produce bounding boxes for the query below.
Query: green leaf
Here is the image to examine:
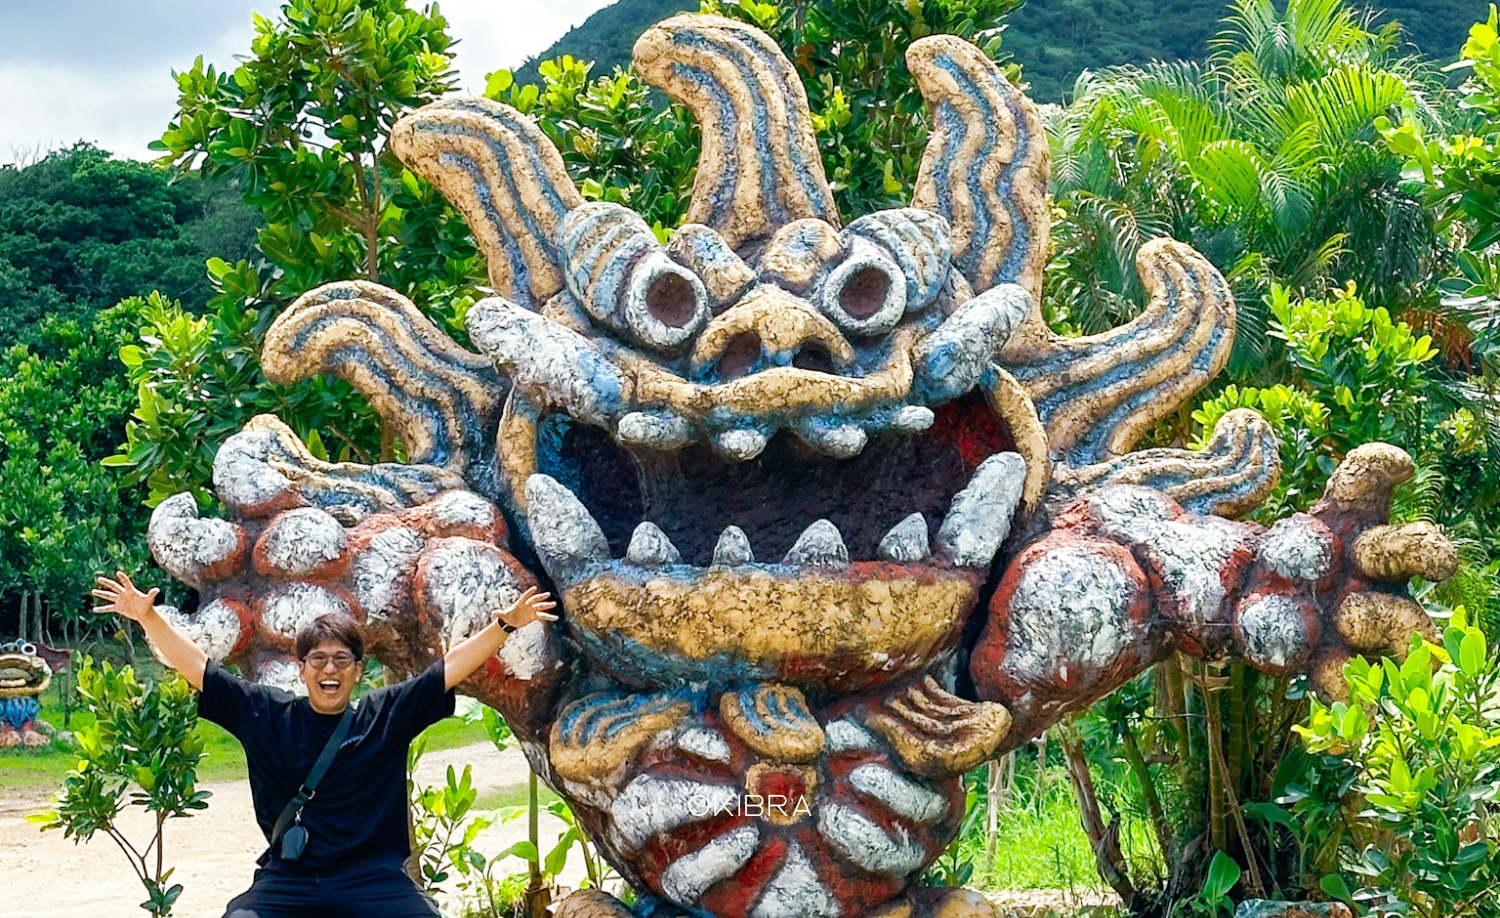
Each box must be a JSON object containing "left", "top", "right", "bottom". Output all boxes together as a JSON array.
[
  {"left": 1320, "top": 873, "right": 1355, "bottom": 904},
  {"left": 485, "top": 69, "right": 514, "bottom": 98},
  {"left": 1459, "top": 629, "right": 1487, "bottom": 676},
  {"left": 1203, "top": 851, "right": 1241, "bottom": 901}
]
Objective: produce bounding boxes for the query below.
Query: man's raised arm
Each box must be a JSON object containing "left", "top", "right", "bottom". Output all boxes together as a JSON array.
[
  {"left": 443, "top": 586, "right": 558, "bottom": 690},
  {"left": 93, "top": 571, "right": 208, "bottom": 690}
]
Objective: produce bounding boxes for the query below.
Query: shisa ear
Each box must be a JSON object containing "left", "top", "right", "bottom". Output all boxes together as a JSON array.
[
  {"left": 393, "top": 97, "right": 585, "bottom": 310},
  {"left": 907, "top": 35, "right": 1050, "bottom": 312},
  {"left": 634, "top": 14, "right": 840, "bottom": 251}
]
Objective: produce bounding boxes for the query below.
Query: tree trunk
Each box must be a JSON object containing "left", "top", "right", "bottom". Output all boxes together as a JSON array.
[
  {"left": 1058, "top": 725, "right": 1137, "bottom": 908},
  {"left": 985, "top": 758, "right": 1002, "bottom": 880},
  {"left": 525, "top": 770, "right": 551, "bottom": 918},
  {"left": 1034, "top": 732, "right": 1048, "bottom": 813},
  {"left": 1121, "top": 726, "right": 1173, "bottom": 863}
]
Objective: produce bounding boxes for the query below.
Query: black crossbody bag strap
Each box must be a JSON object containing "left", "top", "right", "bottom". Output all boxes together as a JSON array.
[{"left": 271, "top": 705, "right": 354, "bottom": 845}]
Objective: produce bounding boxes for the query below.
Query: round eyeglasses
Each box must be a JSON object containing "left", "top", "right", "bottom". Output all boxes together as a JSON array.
[{"left": 303, "top": 652, "right": 359, "bottom": 670}]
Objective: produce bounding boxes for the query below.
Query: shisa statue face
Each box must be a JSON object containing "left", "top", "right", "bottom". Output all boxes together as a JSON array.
[
  {"left": 145, "top": 14, "right": 1455, "bottom": 918},
  {"left": 373, "top": 17, "right": 1141, "bottom": 695}
]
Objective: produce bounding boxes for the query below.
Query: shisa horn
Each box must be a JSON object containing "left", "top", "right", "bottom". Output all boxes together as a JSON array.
[
  {"left": 634, "top": 14, "right": 840, "bottom": 250},
  {"left": 1008, "top": 239, "right": 1236, "bottom": 467},
  {"left": 393, "top": 97, "right": 585, "bottom": 310},
  {"left": 1057, "top": 408, "right": 1282, "bottom": 518},
  {"left": 907, "top": 35, "right": 1050, "bottom": 316},
  {"left": 263, "top": 281, "right": 504, "bottom": 473}
]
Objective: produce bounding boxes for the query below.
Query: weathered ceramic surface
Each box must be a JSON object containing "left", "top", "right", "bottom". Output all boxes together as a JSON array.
[
  {"left": 1233, "top": 901, "right": 1353, "bottom": 918},
  {"left": 146, "top": 14, "right": 1454, "bottom": 918}
]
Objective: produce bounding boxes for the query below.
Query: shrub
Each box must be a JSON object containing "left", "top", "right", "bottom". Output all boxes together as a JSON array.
[
  {"left": 29, "top": 659, "right": 210, "bottom": 916},
  {"left": 1295, "top": 611, "right": 1500, "bottom": 916}
]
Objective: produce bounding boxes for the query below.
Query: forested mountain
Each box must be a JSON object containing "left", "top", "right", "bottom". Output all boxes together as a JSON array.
[
  {"left": 515, "top": 0, "right": 1482, "bottom": 101},
  {"left": 514, "top": 0, "right": 696, "bottom": 85},
  {"left": 0, "top": 144, "right": 257, "bottom": 348}
]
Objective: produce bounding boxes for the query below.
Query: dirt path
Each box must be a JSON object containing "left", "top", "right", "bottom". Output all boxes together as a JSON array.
[{"left": 0, "top": 742, "right": 583, "bottom": 918}]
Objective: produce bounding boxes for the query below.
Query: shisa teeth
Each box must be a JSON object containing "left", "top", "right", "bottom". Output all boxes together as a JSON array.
[
  {"left": 626, "top": 521, "right": 681, "bottom": 568},
  {"left": 713, "top": 428, "right": 768, "bottom": 462},
  {"left": 936, "top": 452, "right": 1027, "bottom": 567},
  {"left": 525, "top": 474, "right": 610, "bottom": 581},
  {"left": 711, "top": 526, "right": 755, "bottom": 566},
  {"left": 796, "top": 420, "right": 867, "bottom": 459},
  {"left": 524, "top": 454, "right": 1028, "bottom": 580},
  {"left": 878, "top": 513, "right": 930, "bottom": 563},
  {"left": 783, "top": 520, "right": 849, "bottom": 568},
  {"left": 888, "top": 406, "right": 936, "bottom": 433}
]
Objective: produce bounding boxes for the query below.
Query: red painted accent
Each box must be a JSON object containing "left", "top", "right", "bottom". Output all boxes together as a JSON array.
[
  {"left": 698, "top": 835, "right": 787, "bottom": 918},
  {"left": 929, "top": 399, "right": 1015, "bottom": 471}
]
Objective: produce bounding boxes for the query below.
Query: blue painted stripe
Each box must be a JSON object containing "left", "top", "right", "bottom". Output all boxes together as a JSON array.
[
  {"left": 722, "top": 22, "right": 835, "bottom": 219},
  {"left": 671, "top": 61, "right": 741, "bottom": 218}
]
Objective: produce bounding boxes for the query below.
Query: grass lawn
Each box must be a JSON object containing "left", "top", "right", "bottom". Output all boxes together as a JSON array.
[
  {"left": 954, "top": 760, "right": 1160, "bottom": 895},
  {"left": 0, "top": 664, "right": 494, "bottom": 790}
]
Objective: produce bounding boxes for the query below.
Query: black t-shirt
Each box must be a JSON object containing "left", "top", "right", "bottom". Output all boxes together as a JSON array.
[{"left": 198, "top": 659, "right": 455, "bottom": 874}]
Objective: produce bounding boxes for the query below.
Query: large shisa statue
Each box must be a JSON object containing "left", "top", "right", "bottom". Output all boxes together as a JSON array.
[{"left": 146, "top": 14, "right": 1456, "bottom": 918}]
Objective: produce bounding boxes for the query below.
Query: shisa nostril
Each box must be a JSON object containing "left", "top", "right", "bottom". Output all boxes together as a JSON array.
[
  {"left": 716, "top": 331, "right": 762, "bottom": 380},
  {"left": 790, "top": 343, "right": 836, "bottom": 374}
]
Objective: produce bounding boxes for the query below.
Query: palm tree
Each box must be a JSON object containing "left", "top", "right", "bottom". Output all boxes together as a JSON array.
[{"left": 1045, "top": 0, "right": 1445, "bottom": 378}]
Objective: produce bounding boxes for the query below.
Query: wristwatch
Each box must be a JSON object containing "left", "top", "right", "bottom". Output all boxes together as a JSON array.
[{"left": 497, "top": 617, "right": 517, "bottom": 634}]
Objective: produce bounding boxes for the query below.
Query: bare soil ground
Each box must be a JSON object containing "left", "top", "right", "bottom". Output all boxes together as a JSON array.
[
  {"left": 2, "top": 742, "right": 1120, "bottom": 918},
  {"left": 0, "top": 742, "right": 580, "bottom": 918}
]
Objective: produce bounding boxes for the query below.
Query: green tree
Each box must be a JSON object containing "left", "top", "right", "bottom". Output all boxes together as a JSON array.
[
  {"left": 30, "top": 660, "right": 211, "bottom": 916},
  {"left": 0, "top": 143, "right": 255, "bottom": 347},
  {"left": 1383, "top": 4, "right": 1500, "bottom": 378},
  {"left": 116, "top": 0, "right": 480, "bottom": 502},
  {"left": 0, "top": 300, "right": 158, "bottom": 638}
]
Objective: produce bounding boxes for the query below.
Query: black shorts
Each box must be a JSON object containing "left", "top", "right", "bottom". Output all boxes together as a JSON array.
[{"left": 223, "top": 857, "right": 442, "bottom": 918}]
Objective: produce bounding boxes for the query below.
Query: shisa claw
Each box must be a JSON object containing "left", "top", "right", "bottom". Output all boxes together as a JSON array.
[
  {"left": 1307, "top": 444, "right": 1455, "bottom": 698},
  {"left": 1352, "top": 523, "right": 1458, "bottom": 583},
  {"left": 864, "top": 676, "right": 1012, "bottom": 778}
]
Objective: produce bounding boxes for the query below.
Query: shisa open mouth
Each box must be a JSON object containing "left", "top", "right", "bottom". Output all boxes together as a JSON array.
[
  {"left": 470, "top": 284, "right": 1043, "bottom": 692},
  {"left": 0, "top": 644, "right": 50, "bottom": 696}
]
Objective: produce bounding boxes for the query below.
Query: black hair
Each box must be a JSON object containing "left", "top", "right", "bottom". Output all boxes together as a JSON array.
[{"left": 294, "top": 613, "right": 365, "bottom": 662}]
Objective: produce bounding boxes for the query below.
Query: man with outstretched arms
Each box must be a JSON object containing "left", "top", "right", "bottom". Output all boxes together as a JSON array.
[{"left": 92, "top": 570, "right": 557, "bottom": 918}]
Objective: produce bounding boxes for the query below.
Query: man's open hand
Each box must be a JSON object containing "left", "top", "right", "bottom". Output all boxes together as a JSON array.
[
  {"left": 92, "top": 571, "right": 159, "bottom": 623},
  {"left": 496, "top": 586, "right": 558, "bottom": 631}
]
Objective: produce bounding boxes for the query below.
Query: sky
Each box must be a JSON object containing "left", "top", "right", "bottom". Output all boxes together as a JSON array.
[{"left": 0, "top": 0, "right": 617, "bottom": 164}]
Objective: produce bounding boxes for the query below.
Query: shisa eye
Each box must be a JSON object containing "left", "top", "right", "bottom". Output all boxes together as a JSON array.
[
  {"left": 622, "top": 254, "right": 710, "bottom": 351},
  {"left": 560, "top": 202, "right": 710, "bottom": 353},
  {"left": 19, "top": 641, "right": 35, "bottom": 657},
  {"left": 820, "top": 240, "right": 907, "bottom": 336},
  {"left": 843, "top": 208, "right": 953, "bottom": 315}
]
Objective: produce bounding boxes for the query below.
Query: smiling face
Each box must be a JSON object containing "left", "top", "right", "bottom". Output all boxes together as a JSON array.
[{"left": 298, "top": 640, "right": 362, "bottom": 714}]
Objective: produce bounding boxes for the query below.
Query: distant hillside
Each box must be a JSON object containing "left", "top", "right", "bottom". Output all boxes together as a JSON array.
[
  {"left": 514, "top": 0, "right": 696, "bottom": 86},
  {"left": 1003, "top": 0, "right": 1478, "bottom": 101},
  {"left": 515, "top": 0, "right": 1481, "bottom": 102}
]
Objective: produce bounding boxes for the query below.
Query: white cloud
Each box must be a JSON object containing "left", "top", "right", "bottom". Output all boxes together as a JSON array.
[
  {"left": 0, "top": 0, "right": 617, "bottom": 164},
  {"left": 444, "top": 0, "right": 620, "bottom": 92}
]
